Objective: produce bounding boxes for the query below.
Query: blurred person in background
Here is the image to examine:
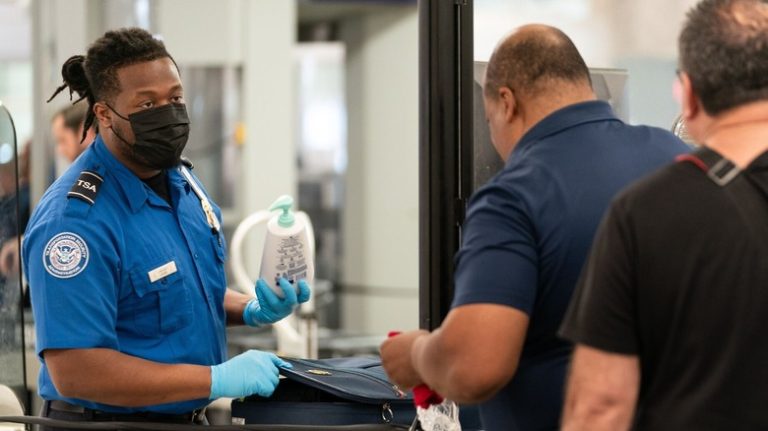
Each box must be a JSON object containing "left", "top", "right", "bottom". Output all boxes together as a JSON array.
[
  {"left": 50, "top": 103, "right": 96, "bottom": 167},
  {"left": 0, "top": 143, "right": 30, "bottom": 279}
]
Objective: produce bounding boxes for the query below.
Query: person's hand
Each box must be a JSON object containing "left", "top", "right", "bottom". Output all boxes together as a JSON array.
[
  {"left": 242, "top": 278, "right": 311, "bottom": 326},
  {"left": 209, "top": 350, "right": 292, "bottom": 399},
  {"left": 380, "top": 330, "right": 429, "bottom": 389}
]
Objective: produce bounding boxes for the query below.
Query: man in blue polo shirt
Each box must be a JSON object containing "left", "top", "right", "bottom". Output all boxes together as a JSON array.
[
  {"left": 24, "top": 28, "right": 309, "bottom": 428},
  {"left": 381, "top": 25, "right": 688, "bottom": 430}
]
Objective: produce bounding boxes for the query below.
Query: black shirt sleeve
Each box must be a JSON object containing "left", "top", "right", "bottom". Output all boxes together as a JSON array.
[{"left": 559, "top": 200, "right": 639, "bottom": 355}]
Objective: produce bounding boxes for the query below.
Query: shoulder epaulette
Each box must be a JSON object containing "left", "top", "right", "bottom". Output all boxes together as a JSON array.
[{"left": 67, "top": 170, "right": 103, "bottom": 205}]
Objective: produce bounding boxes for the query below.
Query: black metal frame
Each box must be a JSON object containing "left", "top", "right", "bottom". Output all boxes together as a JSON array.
[{"left": 418, "top": 0, "right": 473, "bottom": 330}]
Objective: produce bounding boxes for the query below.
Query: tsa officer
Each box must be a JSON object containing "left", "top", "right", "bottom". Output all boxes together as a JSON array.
[{"left": 23, "top": 27, "right": 310, "bottom": 428}]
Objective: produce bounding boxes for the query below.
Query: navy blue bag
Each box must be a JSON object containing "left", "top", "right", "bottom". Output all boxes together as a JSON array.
[{"left": 231, "top": 357, "right": 416, "bottom": 427}]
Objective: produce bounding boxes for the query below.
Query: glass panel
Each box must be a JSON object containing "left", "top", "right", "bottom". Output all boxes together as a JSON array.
[
  {"left": 296, "top": 42, "right": 346, "bottom": 330},
  {"left": 472, "top": 63, "right": 504, "bottom": 191},
  {"left": 0, "top": 102, "right": 27, "bottom": 408},
  {"left": 474, "top": 0, "right": 688, "bottom": 130},
  {"left": 179, "top": 66, "right": 242, "bottom": 209}
]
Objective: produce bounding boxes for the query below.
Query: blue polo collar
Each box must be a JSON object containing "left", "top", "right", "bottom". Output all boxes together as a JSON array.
[
  {"left": 512, "top": 100, "right": 621, "bottom": 156},
  {"left": 91, "top": 136, "right": 189, "bottom": 213}
]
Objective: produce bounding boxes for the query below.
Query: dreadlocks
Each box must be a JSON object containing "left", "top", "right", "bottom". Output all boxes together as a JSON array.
[{"left": 47, "top": 28, "right": 174, "bottom": 143}]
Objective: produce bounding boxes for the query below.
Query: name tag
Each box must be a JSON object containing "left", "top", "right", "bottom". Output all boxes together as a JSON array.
[{"left": 148, "top": 261, "right": 178, "bottom": 283}]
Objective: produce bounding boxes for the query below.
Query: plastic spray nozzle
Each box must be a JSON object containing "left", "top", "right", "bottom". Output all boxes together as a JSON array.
[{"left": 268, "top": 195, "right": 295, "bottom": 228}]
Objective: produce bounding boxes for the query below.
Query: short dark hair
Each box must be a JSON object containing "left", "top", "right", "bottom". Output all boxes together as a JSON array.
[
  {"left": 54, "top": 103, "right": 88, "bottom": 133},
  {"left": 680, "top": 0, "right": 768, "bottom": 115},
  {"left": 47, "top": 27, "right": 174, "bottom": 142},
  {"left": 484, "top": 26, "right": 591, "bottom": 98}
]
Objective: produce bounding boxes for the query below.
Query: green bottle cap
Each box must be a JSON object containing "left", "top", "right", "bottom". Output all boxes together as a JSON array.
[{"left": 268, "top": 195, "right": 295, "bottom": 228}]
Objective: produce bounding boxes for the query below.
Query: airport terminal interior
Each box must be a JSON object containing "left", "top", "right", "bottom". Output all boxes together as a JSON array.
[{"left": 0, "top": 0, "right": 706, "bottom": 429}]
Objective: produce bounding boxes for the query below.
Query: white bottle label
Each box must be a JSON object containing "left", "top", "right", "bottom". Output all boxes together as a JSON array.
[{"left": 273, "top": 235, "right": 308, "bottom": 285}]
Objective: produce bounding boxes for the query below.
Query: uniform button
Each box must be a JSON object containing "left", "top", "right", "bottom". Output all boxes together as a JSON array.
[{"left": 194, "top": 253, "right": 199, "bottom": 259}]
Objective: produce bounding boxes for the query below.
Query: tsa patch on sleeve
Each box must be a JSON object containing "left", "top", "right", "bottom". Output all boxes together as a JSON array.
[
  {"left": 42, "top": 232, "right": 90, "bottom": 279},
  {"left": 68, "top": 170, "right": 103, "bottom": 205}
]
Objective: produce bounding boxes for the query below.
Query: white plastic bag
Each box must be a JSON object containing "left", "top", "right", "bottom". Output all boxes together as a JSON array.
[{"left": 415, "top": 399, "right": 461, "bottom": 431}]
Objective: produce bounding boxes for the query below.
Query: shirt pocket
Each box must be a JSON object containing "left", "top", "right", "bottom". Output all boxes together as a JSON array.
[{"left": 128, "top": 260, "right": 191, "bottom": 334}]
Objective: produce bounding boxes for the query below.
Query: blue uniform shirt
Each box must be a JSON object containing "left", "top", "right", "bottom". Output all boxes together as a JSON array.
[
  {"left": 23, "top": 136, "right": 228, "bottom": 414},
  {"left": 452, "top": 101, "right": 689, "bottom": 430}
]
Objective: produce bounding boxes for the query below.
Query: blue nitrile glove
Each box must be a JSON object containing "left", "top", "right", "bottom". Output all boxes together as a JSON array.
[
  {"left": 242, "top": 278, "right": 312, "bottom": 326},
  {"left": 210, "top": 350, "right": 292, "bottom": 399}
]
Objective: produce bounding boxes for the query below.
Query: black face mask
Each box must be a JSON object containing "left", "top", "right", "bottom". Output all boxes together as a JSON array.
[{"left": 108, "top": 103, "right": 190, "bottom": 170}]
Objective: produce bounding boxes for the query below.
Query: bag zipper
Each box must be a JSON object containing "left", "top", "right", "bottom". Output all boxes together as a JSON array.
[
  {"left": 285, "top": 358, "right": 408, "bottom": 402},
  {"left": 335, "top": 367, "right": 407, "bottom": 399}
]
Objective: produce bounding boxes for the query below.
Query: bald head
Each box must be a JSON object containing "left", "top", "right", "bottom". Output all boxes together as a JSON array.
[
  {"left": 484, "top": 25, "right": 592, "bottom": 99},
  {"left": 481, "top": 25, "right": 595, "bottom": 161}
]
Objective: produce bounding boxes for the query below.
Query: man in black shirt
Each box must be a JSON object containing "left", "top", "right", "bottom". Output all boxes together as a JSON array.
[{"left": 559, "top": 1, "right": 768, "bottom": 430}]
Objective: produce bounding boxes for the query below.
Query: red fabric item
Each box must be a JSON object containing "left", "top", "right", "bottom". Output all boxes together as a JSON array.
[
  {"left": 676, "top": 154, "right": 709, "bottom": 172},
  {"left": 413, "top": 384, "right": 444, "bottom": 408},
  {"left": 387, "top": 331, "right": 445, "bottom": 408}
]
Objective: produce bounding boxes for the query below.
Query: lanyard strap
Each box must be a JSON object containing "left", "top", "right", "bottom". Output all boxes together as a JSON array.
[{"left": 179, "top": 166, "right": 221, "bottom": 234}]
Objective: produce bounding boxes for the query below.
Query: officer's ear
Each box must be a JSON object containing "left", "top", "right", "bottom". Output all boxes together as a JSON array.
[
  {"left": 92, "top": 102, "right": 113, "bottom": 130},
  {"left": 498, "top": 86, "right": 517, "bottom": 124}
]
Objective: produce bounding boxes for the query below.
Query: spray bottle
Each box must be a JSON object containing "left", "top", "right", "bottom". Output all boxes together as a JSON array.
[{"left": 260, "top": 195, "right": 315, "bottom": 295}]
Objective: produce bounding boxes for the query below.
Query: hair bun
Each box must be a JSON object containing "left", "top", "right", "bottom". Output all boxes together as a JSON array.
[{"left": 61, "top": 55, "right": 90, "bottom": 97}]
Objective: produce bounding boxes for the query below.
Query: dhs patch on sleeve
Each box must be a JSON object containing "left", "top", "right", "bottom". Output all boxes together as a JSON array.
[{"left": 43, "top": 232, "right": 90, "bottom": 279}]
